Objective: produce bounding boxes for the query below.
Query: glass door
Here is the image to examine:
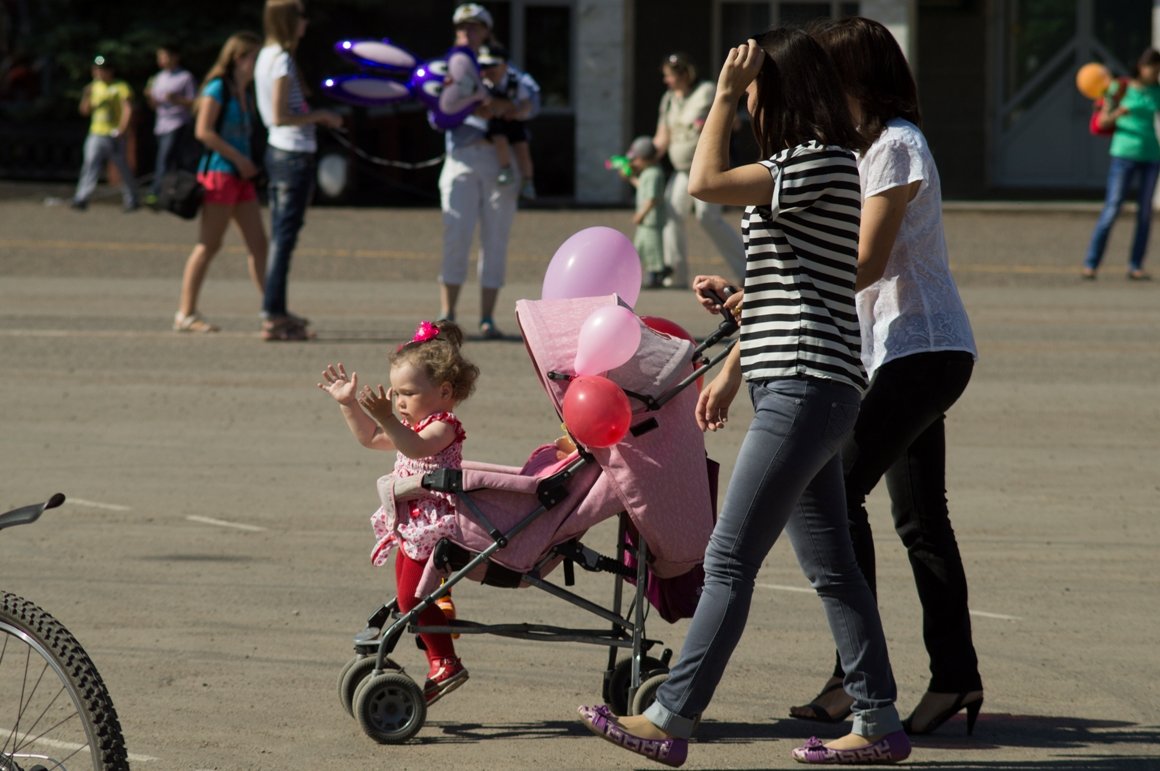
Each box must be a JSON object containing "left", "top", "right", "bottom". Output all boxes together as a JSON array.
[{"left": 992, "top": 0, "right": 1153, "bottom": 189}]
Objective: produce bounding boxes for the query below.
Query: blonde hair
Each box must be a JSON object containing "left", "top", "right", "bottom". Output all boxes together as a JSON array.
[
  {"left": 264, "top": 0, "right": 303, "bottom": 51},
  {"left": 263, "top": 0, "right": 311, "bottom": 96},
  {"left": 203, "top": 31, "right": 261, "bottom": 88},
  {"left": 390, "top": 321, "right": 480, "bottom": 403}
]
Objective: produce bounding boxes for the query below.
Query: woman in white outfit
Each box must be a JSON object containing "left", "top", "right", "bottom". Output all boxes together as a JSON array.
[
  {"left": 652, "top": 53, "right": 746, "bottom": 287},
  {"left": 436, "top": 3, "right": 536, "bottom": 339}
]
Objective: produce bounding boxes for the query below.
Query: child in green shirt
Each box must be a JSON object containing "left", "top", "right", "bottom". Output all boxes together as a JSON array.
[{"left": 622, "top": 135, "right": 667, "bottom": 288}]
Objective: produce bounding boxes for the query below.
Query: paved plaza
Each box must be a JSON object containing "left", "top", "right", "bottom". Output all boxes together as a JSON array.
[{"left": 1, "top": 182, "right": 1158, "bottom": 769}]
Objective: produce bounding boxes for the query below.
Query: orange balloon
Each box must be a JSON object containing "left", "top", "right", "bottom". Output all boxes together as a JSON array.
[{"left": 1076, "top": 62, "right": 1112, "bottom": 100}]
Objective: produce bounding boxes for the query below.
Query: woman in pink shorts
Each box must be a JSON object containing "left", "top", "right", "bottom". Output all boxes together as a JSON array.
[{"left": 174, "top": 32, "right": 268, "bottom": 333}]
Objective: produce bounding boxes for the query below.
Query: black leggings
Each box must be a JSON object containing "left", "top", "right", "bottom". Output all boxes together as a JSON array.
[{"left": 832, "top": 350, "right": 983, "bottom": 693}]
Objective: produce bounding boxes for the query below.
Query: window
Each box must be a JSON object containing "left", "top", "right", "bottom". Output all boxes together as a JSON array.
[
  {"left": 715, "top": 1, "right": 859, "bottom": 65},
  {"left": 523, "top": 5, "right": 572, "bottom": 108}
]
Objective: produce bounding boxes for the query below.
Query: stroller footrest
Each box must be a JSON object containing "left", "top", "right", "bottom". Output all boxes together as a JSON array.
[{"left": 554, "top": 540, "right": 634, "bottom": 577}]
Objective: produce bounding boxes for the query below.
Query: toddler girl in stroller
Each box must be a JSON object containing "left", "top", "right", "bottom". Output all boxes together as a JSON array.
[{"left": 318, "top": 319, "right": 480, "bottom": 705}]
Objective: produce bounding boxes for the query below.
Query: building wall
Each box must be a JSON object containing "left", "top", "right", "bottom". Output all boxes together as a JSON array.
[
  {"left": 915, "top": 1, "right": 989, "bottom": 198},
  {"left": 575, "top": 0, "right": 634, "bottom": 203}
]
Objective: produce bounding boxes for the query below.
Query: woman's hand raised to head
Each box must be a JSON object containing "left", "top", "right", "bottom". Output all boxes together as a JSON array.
[{"left": 716, "top": 39, "right": 764, "bottom": 101}]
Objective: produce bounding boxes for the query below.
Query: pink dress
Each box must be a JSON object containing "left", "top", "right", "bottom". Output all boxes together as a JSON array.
[{"left": 369, "top": 412, "right": 465, "bottom": 566}]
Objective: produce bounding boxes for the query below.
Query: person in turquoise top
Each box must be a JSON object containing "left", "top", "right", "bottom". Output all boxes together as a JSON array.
[
  {"left": 1083, "top": 47, "right": 1160, "bottom": 281},
  {"left": 174, "top": 31, "right": 268, "bottom": 334},
  {"left": 620, "top": 135, "right": 667, "bottom": 288}
]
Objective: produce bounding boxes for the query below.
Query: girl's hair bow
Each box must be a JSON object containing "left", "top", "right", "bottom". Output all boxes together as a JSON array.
[{"left": 398, "top": 320, "right": 440, "bottom": 351}]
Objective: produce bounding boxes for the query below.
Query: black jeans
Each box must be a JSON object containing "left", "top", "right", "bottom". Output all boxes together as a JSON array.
[{"left": 832, "top": 350, "right": 982, "bottom": 693}]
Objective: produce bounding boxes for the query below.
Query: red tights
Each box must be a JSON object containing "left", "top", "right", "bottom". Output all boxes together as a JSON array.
[{"left": 394, "top": 551, "right": 456, "bottom": 662}]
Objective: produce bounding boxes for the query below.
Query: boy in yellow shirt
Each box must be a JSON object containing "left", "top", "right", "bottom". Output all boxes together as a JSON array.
[{"left": 71, "top": 55, "right": 139, "bottom": 212}]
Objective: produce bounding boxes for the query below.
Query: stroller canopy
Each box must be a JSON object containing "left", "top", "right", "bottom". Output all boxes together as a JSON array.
[{"left": 516, "top": 295, "right": 715, "bottom": 578}]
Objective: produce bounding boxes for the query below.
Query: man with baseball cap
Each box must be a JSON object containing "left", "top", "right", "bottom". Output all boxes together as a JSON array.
[
  {"left": 436, "top": 4, "right": 539, "bottom": 340},
  {"left": 452, "top": 3, "right": 493, "bottom": 30}
]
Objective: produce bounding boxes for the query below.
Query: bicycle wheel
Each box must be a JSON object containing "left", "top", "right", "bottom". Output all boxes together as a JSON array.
[{"left": 0, "top": 591, "right": 128, "bottom": 770}]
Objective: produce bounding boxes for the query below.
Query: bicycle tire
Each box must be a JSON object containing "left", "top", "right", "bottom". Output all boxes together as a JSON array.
[{"left": 0, "top": 591, "right": 129, "bottom": 770}]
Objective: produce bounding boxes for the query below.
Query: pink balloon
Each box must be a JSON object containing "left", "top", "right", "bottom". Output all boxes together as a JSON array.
[
  {"left": 574, "top": 305, "right": 642, "bottom": 376},
  {"left": 542, "top": 226, "right": 642, "bottom": 307}
]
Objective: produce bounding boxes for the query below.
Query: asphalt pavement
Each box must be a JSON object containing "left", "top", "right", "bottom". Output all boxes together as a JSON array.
[{"left": 1, "top": 181, "right": 1158, "bottom": 769}]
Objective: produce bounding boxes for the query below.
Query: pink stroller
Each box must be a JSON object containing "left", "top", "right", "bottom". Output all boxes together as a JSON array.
[{"left": 337, "top": 294, "right": 740, "bottom": 744}]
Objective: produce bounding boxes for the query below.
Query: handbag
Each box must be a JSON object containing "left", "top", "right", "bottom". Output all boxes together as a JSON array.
[
  {"left": 155, "top": 79, "right": 244, "bottom": 219},
  {"left": 156, "top": 169, "right": 205, "bottom": 219}
]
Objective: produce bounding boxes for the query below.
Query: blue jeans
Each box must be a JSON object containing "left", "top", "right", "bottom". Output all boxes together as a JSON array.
[
  {"left": 150, "top": 126, "right": 186, "bottom": 196},
  {"left": 1084, "top": 156, "right": 1160, "bottom": 272},
  {"left": 264, "top": 146, "right": 316, "bottom": 318},
  {"left": 73, "top": 133, "right": 138, "bottom": 207},
  {"left": 644, "top": 377, "right": 902, "bottom": 739}
]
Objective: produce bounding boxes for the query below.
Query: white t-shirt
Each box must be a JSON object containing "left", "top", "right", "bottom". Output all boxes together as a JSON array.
[
  {"left": 855, "top": 118, "right": 976, "bottom": 378},
  {"left": 255, "top": 45, "right": 316, "bottom": 153}
]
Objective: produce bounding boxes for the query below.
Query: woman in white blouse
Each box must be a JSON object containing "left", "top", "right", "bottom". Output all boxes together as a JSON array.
[{"left": 785, "top": 16, "right": 983, "bottom": 737}]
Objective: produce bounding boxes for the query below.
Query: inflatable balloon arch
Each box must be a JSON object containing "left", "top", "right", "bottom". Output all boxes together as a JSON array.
[
  {"left": 319, "top": 37, "right": 488, "bottom": 170},
  {"left": 324, "top": 40, "right": 707, "bottom": 448}
]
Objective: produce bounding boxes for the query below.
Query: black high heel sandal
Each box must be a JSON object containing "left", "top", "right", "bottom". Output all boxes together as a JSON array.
[
  {"left": 902, "top": 691, "right": 983, "bottom": 736},
  {"left": 789, "top": 679, "right": 854, "bottom": 723}
]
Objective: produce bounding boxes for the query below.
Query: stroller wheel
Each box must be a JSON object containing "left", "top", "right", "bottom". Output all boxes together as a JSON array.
[
  {"left": 338, "top": 656, "right": 375, "bottom": 717},
  {"left": 607, "top": 655, "right": 667, "bottom": 716},
  {"left": 354, "top": 672, "right": 427, "bottom": 744},
  {"left": 631, "top": 672, "right": 669, "bottom": 715},
  {"left": 340, "top": 655, "right": 404, "bottom": 717}
]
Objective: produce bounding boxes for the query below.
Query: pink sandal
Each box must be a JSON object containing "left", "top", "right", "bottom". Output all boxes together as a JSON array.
[{"left": 260, "top": 317, "right": 313, "bottom": 342}]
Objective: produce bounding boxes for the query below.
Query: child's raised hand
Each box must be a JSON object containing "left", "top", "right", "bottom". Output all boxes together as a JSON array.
[
  {"left": 357, "top": 384, "right": 396, "bottom": 424},
  {"left": 318, "top": 363, "right": 359, "bottom": 405}
]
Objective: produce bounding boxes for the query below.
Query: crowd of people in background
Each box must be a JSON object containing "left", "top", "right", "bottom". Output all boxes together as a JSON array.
[{"left": 35, "top": 1, "right": 1160, "bottom": 766}]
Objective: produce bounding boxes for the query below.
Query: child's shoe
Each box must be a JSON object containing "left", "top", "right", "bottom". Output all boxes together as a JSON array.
[
  {"left": 424, "top": 656, "right": 469, "bottom": 705},
  {"left": 497, "top": 166, "right": 514, "bottom": 185},
  {"left": 519, "top": 179, "right": 537, "bottom": 200},
  {"left": 435, "top": 593, "right": 460, "bottom": 639}
]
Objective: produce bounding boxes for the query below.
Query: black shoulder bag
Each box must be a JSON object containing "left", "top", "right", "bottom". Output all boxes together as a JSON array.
[{"left": 156, "top": 81, "right": 233, "bottom": 219}]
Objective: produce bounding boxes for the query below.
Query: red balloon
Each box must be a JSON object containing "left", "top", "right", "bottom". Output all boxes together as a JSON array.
[
  {"left": 640, "top": 315, "right": 695, "bottom": 343},
  {"left": 641, "top": 316, "right": 703, "bottom": 390},
  {"left": 562, "top": 375, "right": 632, "bottom": 448}
]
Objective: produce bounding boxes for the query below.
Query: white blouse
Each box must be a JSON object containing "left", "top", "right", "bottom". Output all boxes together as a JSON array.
[{"left": 856, "top": 118, "right": 976, "bottom": 378}]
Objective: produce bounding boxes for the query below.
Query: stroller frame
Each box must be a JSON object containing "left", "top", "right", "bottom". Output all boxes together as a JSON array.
[{"left": 338, "top": 300, "right": 739, "bottom": 745}]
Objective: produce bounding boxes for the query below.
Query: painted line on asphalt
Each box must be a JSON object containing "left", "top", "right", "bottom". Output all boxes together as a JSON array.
[
  {"left": 68, "top": 497, "right": 132, "bottom": 511},
  {"left": 0, "top": 237, "right": 1088, "bottom": 273},
  {"left": 0, "top": 729, "right": 158, "bottom": 762},
  {"left": 0, "top": 329, "right": 256, "bottom": 340},
  {"left": 969, "top": 610, "right": 1022, "bottom": 621},
  {"left": 756, "top": 582, "right": 814, "bottom": 594},
  {"left": 756, "top": 582, "right": 1021, "bottom": 620},
  {"left": 186, "top": 515, "right": 266, "bottom": 532}
]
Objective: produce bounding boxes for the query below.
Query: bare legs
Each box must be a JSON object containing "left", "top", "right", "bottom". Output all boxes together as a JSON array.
[
  {"left": 438, "top": 284, "right": 499, "bottom": 326},
  {"left": 177, "top": 198, "right": 268, "bottom": 323}
]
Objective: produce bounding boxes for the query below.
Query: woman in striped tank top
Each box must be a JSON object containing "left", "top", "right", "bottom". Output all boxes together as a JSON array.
[{"left": 578, "top": 29, "right": 909, "bottom": 767}]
